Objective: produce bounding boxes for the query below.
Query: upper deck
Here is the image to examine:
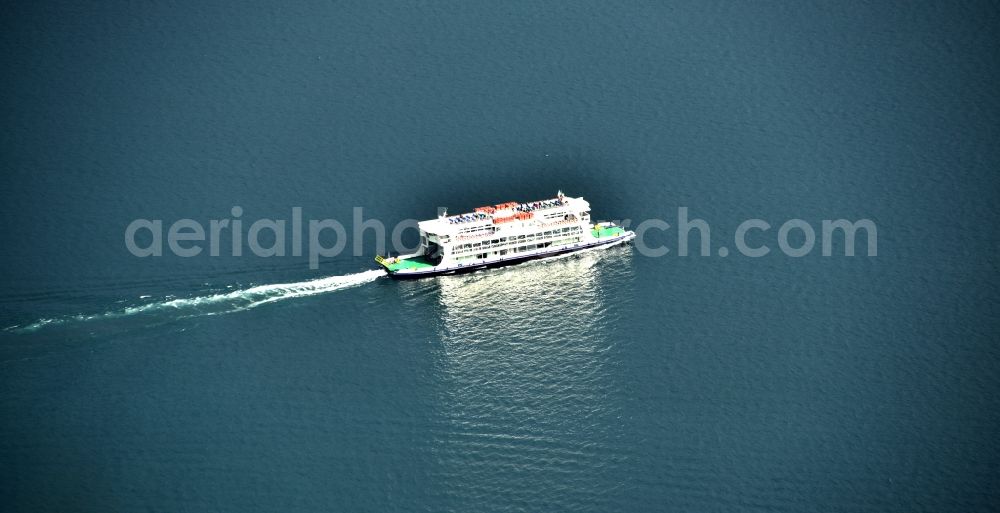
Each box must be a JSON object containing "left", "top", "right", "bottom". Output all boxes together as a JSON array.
[{"left": 417, "top": 193, "right": 590, "bottom": 237}]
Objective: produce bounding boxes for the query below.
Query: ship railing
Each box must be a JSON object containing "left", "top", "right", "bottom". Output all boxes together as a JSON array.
[{"left": 451, "top": 218, "right": 581, "bottom": 243}]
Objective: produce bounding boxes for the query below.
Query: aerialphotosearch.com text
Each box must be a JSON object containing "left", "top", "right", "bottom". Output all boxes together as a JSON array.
[{"left": 125, "top": 207, "right": 878, "bottom": 269}]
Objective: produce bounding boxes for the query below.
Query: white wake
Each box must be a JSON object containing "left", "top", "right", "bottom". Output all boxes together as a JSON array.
[{"left": 12, "top": 269, "right": 385, "bottom": 333}]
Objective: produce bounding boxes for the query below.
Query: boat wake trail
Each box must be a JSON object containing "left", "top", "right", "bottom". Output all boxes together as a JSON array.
[{"left": 11, "top": 269, "right": 385, "bottom": 333}]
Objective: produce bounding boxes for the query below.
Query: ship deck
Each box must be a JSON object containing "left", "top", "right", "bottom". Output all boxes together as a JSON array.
[
  {"left": 382, "top": 255, "right": 435, "bottom": 272},
  {"left": 592, "top": 225, "right": 625, "bottom": 238}
]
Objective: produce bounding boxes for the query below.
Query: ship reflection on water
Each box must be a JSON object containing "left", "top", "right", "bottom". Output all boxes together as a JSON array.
[{"left": 421, "top": 248, "right": 636, "bottom": 507}]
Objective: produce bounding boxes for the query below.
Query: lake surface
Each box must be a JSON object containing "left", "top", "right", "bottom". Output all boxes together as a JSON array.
[{"left": 2, "top": 2, "right": 998, "bottom": 511}]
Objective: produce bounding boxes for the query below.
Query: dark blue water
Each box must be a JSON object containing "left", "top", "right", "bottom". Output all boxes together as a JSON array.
[{"left": 2, "top": 1, "right": 999, "bottom": 511}]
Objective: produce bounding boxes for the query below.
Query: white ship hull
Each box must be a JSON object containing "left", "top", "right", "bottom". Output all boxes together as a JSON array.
[{"left": 388, "top": 230, "right": 634, "bottom": 279}]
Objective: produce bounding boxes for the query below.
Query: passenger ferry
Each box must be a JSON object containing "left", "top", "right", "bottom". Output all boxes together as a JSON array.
[{"left": 375, "top": 191, "right": 635, "bottom": 278}]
